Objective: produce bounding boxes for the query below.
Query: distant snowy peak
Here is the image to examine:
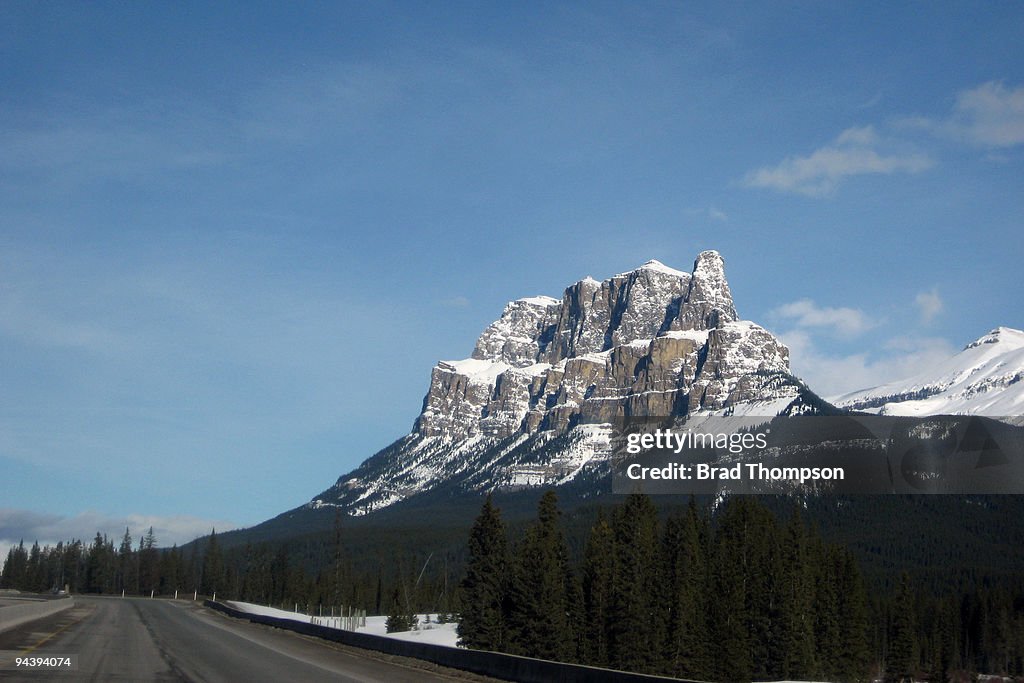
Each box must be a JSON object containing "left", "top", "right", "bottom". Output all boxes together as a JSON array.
[
  {"left": 964, "top": 326, "right": 1024, "bottom": 351},
  {"left": 831, "top": 327, "right": 1024, "bottom": 417}
]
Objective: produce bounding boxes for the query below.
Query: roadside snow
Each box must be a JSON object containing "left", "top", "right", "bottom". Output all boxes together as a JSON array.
[{"left": 226, "top": 601, "right": 460, "bottom": 648}]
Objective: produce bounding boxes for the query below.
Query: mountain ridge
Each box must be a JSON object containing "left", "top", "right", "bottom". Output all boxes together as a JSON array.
[
  {"left": 312, "top": 251, "right": 807, "bottom": 516},
  {"left": 307, "top": 256, "right": 1022, "bottom": 518},
  {"left": 831, "top": 326, "right": 1024, "bottom": 417}
]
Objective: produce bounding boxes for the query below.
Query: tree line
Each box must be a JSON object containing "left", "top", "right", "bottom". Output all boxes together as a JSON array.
[
  {"left": 0, "top": 519, "right": 452, "bottom": 621},
  {"left": 4, "top": 494, "right": 1022, "bottom": 681},
  {"left": 457, "top": 492, "right": 1024, "bottom": 682},
  {"left": 1, "top": 527, "right": 225, "bottom": 598}
]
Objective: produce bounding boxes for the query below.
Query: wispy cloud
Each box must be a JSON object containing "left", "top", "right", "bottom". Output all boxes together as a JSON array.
[
  {"left": 743, "top": 126, "right": 932, "bottom": 197},
  {"left": 769, "top": 298, "right": 875, "bottom": 337},
  {"left": 903, "top": 81, "right": 1024, "bottom": 148},
  {"left": 782, "top": 329, "right": 954, "bottom": 397},
  {"left": 769, "top": 292, "right": 955, "bottom": 396},
  {"left": 0, "top": 61, "right": 409, "bottom": 196},
  {"left": 684, "top": 206, "right": 728, "bottom": 223},
  {"left": 915, "top": 288, "right": 943, "bottom": 324}
]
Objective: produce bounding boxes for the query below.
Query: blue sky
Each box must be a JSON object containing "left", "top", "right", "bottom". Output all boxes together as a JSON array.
[{"left": 2, "top": 2, "right": 1022, "bottom": 547}]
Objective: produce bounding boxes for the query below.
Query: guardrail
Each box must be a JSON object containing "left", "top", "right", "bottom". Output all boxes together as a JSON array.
[
  {"left": 204, "top": 600, "right": 693, "bottom": 683},
  {"left": 0, "top": 596, "right": 75, "bottom": 634}
]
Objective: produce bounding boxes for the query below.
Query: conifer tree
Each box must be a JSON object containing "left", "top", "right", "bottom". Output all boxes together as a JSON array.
[
  {"left": 506, "top": 490, "right": 574, "bottom": 661},
  {"left": 86, "top": 533, "right": 109, "bottom": 593},
  {"left": 457, "top": 494, "right": 508, "bottom": 651},
  {"left": 374, "top": 565, "right": 383, "bottom": 615},
  {"left": 888, "top": 572, "right": 919, "bottom": 681},
  {"left": 386, "top": 586, "right": 417, "bottom": 632},
  {"left": 118, "top": 527, "right": 138, "bottom": 594},
  {"left": 160, "top": 544, "right": 182, "bottom": 595},
  {"left": 710, "top": 497, "right": 777, "bottom": 682},
  {"left": 777, "top": 508, "right": 816, "bottom": 679},
  {"left": 139, "top": 527, "right": 160, "bottom": 595},
  {"left": 26, "top": 542, "right": 45, "bottom": 592},
  {"left": 662, "top": 498, "right": 709, "bottom": 679},
  {"left": 609, "top": 493, "right": 662, "bottom": 674},
  {"left": 835, "top": 549, "right": 871, "bottom": 682},
  {"left": 811, "top": 540, "right": 843, "bottom": 678},
  {"left": 582, "top": 509, "right": 615, "bottom": 667},
  {"left": 1, "top": 541, "right": 28, "bottom": 590},
  {"left": 201, "top": 529, "right": 226, "bottom": 597}
]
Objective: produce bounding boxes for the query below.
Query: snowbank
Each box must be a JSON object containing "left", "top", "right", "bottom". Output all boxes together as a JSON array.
[{"left": 225, "top": 601, "right": 460, "bottom": 648}]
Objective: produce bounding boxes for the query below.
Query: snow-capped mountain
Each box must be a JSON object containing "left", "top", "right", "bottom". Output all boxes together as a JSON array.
[
  {"left": 831, "top": 327, "right": 1024, "bottom": 418},
  {"left": 311, "top": 251, "right": 817, "bottom": 516}
]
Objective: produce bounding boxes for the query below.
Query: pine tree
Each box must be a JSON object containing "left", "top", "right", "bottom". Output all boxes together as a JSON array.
[
  {"left": 888, "top": 572, "right": 919, "bottom": 681},
  {"left": 582, "top": 509, "right": 615, "bottom": 667},
  {"left": 662, "top": 498, "right": 709, "bottom": 679},
  {"left": 26, "top": 542, "right": 45, "bottom": 592},
  {"left": 118, "top": 527, "right": 138, "bottom": 594},
  {"left": 160, "top": 544, "right": 182, "bottom": 595},
  {"left": 269, "top": 545, "right": 289, "bottom": 605},
  {"left": 457, "top": 494, "right": 509, "bottom": 651},
  {"left": 506, "top": 491, "right": 574, "bottom": 661},
  {"left": 710, "top": 497, "right": 777, "bottom": 683},
  {"left": 374, "top": 565, "right": 383, "bottom": 616},
  {"left": 835, "top": 549, "right": 871, "bottom": 682},
  {"left": 778, "top": 508, "right": 816, "bottom": 679},
  {"left": 86, "top": 533, "right": 108, "bottom": 593},
  {"left": 1, "top": 541, "right": 28, "bottom": 590},
  {"left": 201, "top": 529, "right": 226, "bottom": 597},
  {"left": 139, "top": 527, "right": 160, "bottom": 595},
  {"left": 811, "top": 541, "right": 843, "bottom": 679},
  {"left": 608, "top": 493, "right": 663, "bottom": 674},
  {"left": 386, "top": 587, "right": 417, "bottom": 633}
]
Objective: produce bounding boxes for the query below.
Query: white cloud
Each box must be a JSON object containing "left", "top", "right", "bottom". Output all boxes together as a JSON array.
[
  {"left": 781, "top": 330, "right": 955, "bottom": 397},
  {"left": 770, "top": 298, "right": 875, "bottom": 337},
  {"left": 835, "top": 125, "right": 879, "bottom": 146},
  {"left": 743, "top": 125, "right": 932, "bottom": 196},
  {"left": 915, "top": 289, "right": 943, "bottom": 324},
  {"left": 747, "top": 81, "right": 1023, "bottom": 199},
  {"left": 0, "top": 509, "right": 236, "bottom": 554},
  {"left": 902, "top": 81, "right": 1024, "bottom": 148},
  {"left": 954, "top": 81, "right": 1024, "bottom": 146}
]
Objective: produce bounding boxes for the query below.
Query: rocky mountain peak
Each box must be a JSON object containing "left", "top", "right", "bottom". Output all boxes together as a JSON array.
[
  {"left": 314, "top": 251, "right": 804, "bottom": 516},
  {"left": 417, "top": 251, "right": 790, "bottom": 440},
  {"left": 632, "top": 259, "right": 689, "bottom": 277},
  {"left": 672, "top": 249, "right": 737, "bottom": 331}
]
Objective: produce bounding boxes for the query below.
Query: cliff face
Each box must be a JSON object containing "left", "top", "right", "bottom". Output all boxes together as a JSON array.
[
  {"left": 416, "top": 251, "right": 789, "bottom": 440},
  {"left": 313, "top": 251, "right": 802, "bottom": 516}
]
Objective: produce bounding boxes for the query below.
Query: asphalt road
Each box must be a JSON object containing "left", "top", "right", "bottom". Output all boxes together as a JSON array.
[{"left": 0, "top": 596, "right": 495, "bottom": 682}]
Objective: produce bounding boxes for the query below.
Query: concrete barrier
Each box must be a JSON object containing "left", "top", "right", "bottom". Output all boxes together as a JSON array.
[
  {"left": 0, "top": 596, "right": 75, "bottom": 634},
  {"left": 205, "top": 600, "right": 695, "bottom": 683}
]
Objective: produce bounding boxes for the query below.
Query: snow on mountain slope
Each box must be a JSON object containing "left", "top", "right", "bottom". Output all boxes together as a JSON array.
[
  {"left": 310, "top": 252, "right": 821, "bottom": 515},
  {"left": 831, "top": 327, "right": 1024, "bottom": 417}
]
